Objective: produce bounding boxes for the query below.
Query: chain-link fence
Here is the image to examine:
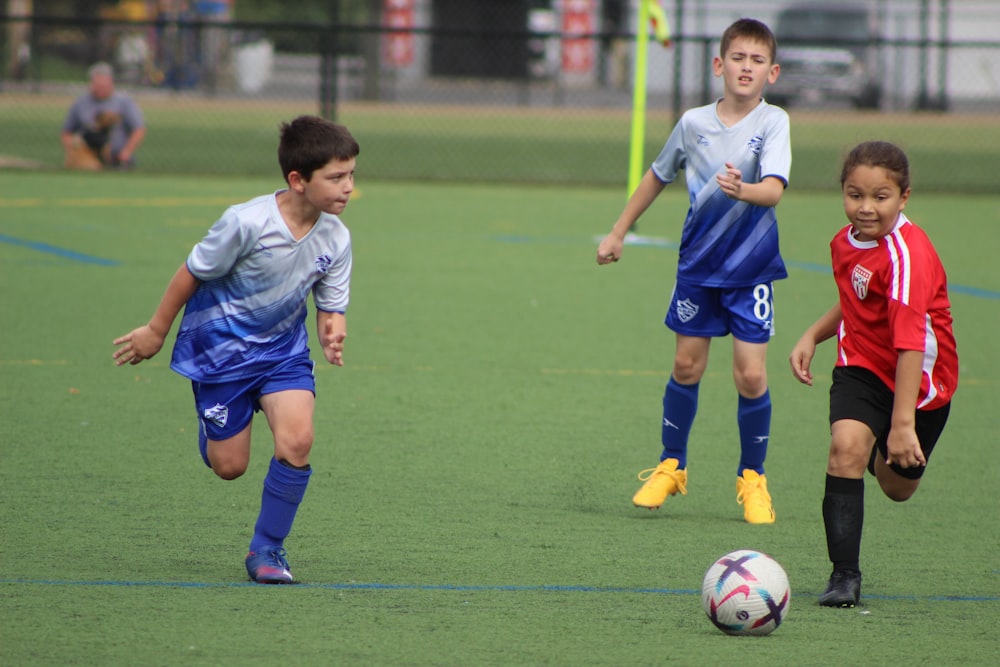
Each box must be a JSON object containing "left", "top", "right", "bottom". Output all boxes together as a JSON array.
[{"left": 1, "top": 0, "right": 998, "bottom": 192}]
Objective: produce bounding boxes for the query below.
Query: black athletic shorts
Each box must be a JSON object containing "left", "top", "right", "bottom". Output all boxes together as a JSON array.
[{"left": 829, "top": 366, "right": 951, "bottom": 480}]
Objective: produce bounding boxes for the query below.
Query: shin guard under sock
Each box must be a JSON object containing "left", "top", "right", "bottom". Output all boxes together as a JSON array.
[
  {"left": 822, "top": 474, "right": 864, "bottom": 572},
  {"left": 737, "top": 390, "right": 771, "bottom": 475},
  {"left": 249, "top": 457, "right": 312, "bottom": 553},
  {"left": 661, "top": 378, "right": 698, "bottom": 469}
]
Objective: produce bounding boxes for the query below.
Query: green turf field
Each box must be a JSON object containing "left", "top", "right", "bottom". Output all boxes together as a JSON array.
[{"left": 1, "top": 171, "right": 997, "bottom": 666}]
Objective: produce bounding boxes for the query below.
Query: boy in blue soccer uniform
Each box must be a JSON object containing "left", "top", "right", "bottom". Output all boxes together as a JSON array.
[
  {"left": 597, "top": 19, "right": 790, "bottom": 523},
  {"left": 113, "top": 116, "right": 358, "bottom": 582}
]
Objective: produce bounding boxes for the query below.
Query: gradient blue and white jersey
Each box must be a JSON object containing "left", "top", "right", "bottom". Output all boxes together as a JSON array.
[
  {"left": 651, "top": 99, "right": 791, "bottom": 287},
  {"left": 170, "top": 191, "right": 352, "bottom": 383}
]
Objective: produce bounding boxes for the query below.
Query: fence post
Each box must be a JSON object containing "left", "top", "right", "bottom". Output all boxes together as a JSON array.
[
  {"left": 671, "top": 0, "right": 683, "bottom": 119},
  {"left": 935, "top": 0, "right": 950, "bottom": 110},
  {"left": 320, "top": 22, "right": 337, "bottom": 120}
]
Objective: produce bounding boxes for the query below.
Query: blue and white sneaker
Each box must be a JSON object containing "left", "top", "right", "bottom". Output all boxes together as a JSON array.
[{"left": 245, "top": 546, "right": 294, "bottom": 584}]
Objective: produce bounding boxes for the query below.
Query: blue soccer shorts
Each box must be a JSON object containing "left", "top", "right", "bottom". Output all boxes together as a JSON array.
[
  {"left": 664, "top": 281, "right": 776, "bottom": 343},
  {"left": 191, "top": 353, "right": 316, "bottom": 442}
]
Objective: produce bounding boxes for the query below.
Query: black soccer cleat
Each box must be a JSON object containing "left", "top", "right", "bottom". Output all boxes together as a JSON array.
[{"left": 819, "top": 569, "right": 862, "bottom": 608}]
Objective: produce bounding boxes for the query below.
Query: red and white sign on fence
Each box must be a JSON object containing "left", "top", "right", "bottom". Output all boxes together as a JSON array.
[
  {"left": 560, "top": 0, "right": 595, "bottom": 74},
  {"left": 383, "top": 0, "right": 415, "bottom": 67}
]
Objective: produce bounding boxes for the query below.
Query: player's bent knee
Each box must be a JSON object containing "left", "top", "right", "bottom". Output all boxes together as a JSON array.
[
  {"left": 877, "top": 476, "right": 919, "bottom": 502},
  {"left": 211, "top": 462, "right": 248, "bottom": 480},
  {"left": 734, "top": 374, "right": 767, "bottom": 398},
  {"left": 672, "top": 360, "right": 705, "bottom": 384},
  {"left": 826, "top": 443, "right": 869, "bottom": 477},
  {"left": 882, "top": 485, "right": 916, "bottom": 502},
  {"left": 275, "top": 431, "right": 314, "bottom": 463},
  {"left": 206, "top": 449, "right": 250, "bottom": 480}
]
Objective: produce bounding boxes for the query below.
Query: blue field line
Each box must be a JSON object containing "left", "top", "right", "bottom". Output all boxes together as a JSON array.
[
  {"left": 0, "top": 234, "right": 120, "bottom": 266},
  {"left": 503, "top": 234, "right": 999, "bottom": 301},
  {"left": 784, "top": 260, "right": 1000, "bottom": 300},
  {"left": 2, "top": 578, "right": 997, "bottom": 602}
]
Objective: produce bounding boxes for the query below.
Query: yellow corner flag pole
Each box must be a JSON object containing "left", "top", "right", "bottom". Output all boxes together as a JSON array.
[{"left": 628, "top": 0, "right": 671, "bottom": 198}]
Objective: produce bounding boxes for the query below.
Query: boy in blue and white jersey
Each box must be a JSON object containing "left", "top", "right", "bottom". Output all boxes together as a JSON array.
[
  {"left": 597, "top": 18, "right": 790, "bottom": 524},
  {"left": 114, "top": 116, "right": 359, "bottom": 583}
]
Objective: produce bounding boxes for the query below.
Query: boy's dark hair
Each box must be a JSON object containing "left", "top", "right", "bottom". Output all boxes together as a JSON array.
[
  {"left": 840, "top": 141, "right": 911, "bottom": 192},
  {"left": 720, "top": 18, "right": 777, "bottom": 61},
  {"left": 278, "top": 115, "right": 360, "bottom": 182}
]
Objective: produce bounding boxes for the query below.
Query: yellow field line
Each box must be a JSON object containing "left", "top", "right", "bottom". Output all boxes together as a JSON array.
[{"left": 0, "top": 197, "right": 236, "bottom": 208}]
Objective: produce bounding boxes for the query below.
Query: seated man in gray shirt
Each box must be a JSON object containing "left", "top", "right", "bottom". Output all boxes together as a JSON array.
[{"left": 61, "top": 62, "right": 146, "bottom": 169}]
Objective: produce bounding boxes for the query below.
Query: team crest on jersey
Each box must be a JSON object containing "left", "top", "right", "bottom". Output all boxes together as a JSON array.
[
  {"left": 676, "top": 298, "right": 699, "bottom": 323},
  {"left": 203, "top": 403, "right": 229, "bottom": 428},
  {"left": 315, "top": 253, "right": 333, "bottom": 273},
  {"left": 852, "top": 264, "right": 873, "bottom": 300},
  {"left": 747, "top": 134, "right": 764, "bottom": 155}
]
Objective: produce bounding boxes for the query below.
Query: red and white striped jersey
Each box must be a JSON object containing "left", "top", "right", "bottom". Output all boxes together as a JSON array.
[{"left": 830, "top": 214, "right": 958, "bottom": 410}]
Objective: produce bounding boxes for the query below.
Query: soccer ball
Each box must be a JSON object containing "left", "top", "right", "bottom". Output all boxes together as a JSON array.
[{"left": 702, "top": 549, "right": 790, "bottom": 636}]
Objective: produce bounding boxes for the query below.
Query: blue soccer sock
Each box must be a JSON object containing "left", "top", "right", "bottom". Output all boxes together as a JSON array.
[
  {"left": 661, "top": 377, "right": 699, "bottom": 469},
  {"left": 249, "top": 457, "right": 312, "bottom": 554},
  {"left": 737, "top": 389, "right": 771, "bottom": 475}
]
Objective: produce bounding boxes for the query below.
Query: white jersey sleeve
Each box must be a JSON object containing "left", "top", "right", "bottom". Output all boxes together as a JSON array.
[{"left": 186, "top": 207, "right": 253, "bottom": 281}]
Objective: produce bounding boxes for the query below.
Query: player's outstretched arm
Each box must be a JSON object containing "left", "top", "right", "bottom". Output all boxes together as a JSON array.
[
  {"left": 789, "top": 304, "right": 842, "bottom": 386},
  {"left": 112, "top": 263, "right": 199, "bottom": 366},
  {"left": 318, "top": 311, "right": 347, "bottom": 366},
  {"left": 597, "top": 169, "right": 666, "bottom": 265}
]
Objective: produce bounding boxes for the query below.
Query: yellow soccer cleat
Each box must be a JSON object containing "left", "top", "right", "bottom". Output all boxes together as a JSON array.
[
  {"left": 736, "top": 469, "right": 776, "bottom": 524},
  {"left": 632, "top": 458, "right": 688, "bottom": 509}
]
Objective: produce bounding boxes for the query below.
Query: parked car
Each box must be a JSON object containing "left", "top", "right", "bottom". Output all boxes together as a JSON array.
[{"left": 767, "top": 3, "right": 882, "bottom": 109}]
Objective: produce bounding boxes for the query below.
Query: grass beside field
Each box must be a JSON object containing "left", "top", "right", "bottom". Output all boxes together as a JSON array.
[
  {"left": 0, "top": 172, "right": 997, "bottom": 666},
  {"left": 2, "top": 93, "right": 999, "bottom": 192}
]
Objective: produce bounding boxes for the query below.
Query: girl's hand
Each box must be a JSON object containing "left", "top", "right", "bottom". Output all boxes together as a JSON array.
[
  {"left": 789, "top": 337, "right": 817, "bottom": 386},
  {"left": 886, "top": 426, "right": 926, "bottom": 468}
]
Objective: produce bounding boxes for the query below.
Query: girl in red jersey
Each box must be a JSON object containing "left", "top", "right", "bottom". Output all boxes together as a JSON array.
[{"left": 789, "top": 141, "right": 958, "bottom": 608}]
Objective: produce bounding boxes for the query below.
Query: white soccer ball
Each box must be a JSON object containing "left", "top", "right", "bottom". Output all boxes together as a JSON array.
[{"left": 702, "top": 549, "right": 790, "bottom": 636}]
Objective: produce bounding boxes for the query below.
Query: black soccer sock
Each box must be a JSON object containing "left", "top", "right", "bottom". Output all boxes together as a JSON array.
[{"left": 822, "top": 475, "right": 864, "bottom": 573}]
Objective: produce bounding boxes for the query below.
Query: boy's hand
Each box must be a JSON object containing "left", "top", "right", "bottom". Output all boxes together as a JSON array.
[
  {"left": 716, "top": 162, "right": 743, "bottom": 199},
  {"left": 112, "top": 325, "right": 165, "bottom": 366},
  {"left": 596, "top": 233, "right": 623, "bottom": 264},
  {"left": 321, "top": 318, "right": 347, "bottom": 366}
]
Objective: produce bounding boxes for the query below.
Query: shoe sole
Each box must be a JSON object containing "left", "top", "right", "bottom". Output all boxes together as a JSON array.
[
  {"left": 633, "top": 493, "right": 679, "bottom": 510},
  {"left": 632, "top": 487, "right": 683, "bottom": 510},
  {"left": 819, "top": 599, "right": 858, "bottom": 608}
]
